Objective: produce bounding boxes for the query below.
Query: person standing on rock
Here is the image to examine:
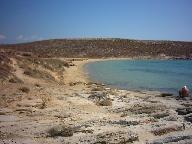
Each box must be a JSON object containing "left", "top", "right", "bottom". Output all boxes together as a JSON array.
[{"left": 179, "top": 86, "right": 190, "bottom": 98}]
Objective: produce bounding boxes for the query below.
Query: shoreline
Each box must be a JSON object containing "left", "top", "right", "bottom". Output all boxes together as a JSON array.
[
  {"left": 1, "top": 57, "right": 192, "bottom": 144},
  {"left": 67, "top": 58, "right": 192, "bottom": 143},
  {"left": 77, "top": 58, "right": 179, "bottom": 96}
]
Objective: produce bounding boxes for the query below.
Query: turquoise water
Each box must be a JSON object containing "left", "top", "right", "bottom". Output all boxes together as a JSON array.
[{"left": 85, "top": 60, "right": 192, "bottom": 94}]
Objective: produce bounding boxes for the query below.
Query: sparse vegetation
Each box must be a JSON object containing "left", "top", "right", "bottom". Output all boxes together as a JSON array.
[
  {"left": 160, "top": 93, "right": 174, "bottom": 97},
  {"left": 23, "top": 68, "right": 55, "bottom": 81},
  {"left": 40, "top": 95, "right": 52, "bottom": 109},
  {"left": 19, "top": 87, "right": 30, "bottom": 93},
  {"left": 16, "top": 57, "right": 70, "bottom": 83},
  {"left": 34, "top": 83, "right": 41, "bottom": 87},
  {"left": 48, "top": 125, "right": 74, "bottom": 137},
  {"left": 1, "top": 39, "right": 191, "bottom": 58},
  {"left": 96, "top": 98, "right": 112, "bottom": 106},
  {"left": 0, "top": 39, "right": 192, "bottom": 143},
  {"left": 8, "top": 76, "right": 22, "bottom": 83},
  {"left": 91, "top": 86, "right": 104, "bottom": 91},
  {"left": 0, "top": 51, "right": 13, "bottom": 81},
  {"left": 21, "top": 52, "right": 32, "bottom": 57}
]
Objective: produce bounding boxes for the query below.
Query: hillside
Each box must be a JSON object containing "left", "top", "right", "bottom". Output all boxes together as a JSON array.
[
  {"left": 1, "top": 38, "right": 192, "bottom": 82},
  {"left": 1, "top": 39, "right": 192, "bottom": 143},
  {"left": 0, "top": 39, "right": 192, "bottom": 58}
]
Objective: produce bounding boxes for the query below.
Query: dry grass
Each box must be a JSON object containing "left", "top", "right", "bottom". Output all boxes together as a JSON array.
[
  {"left": 23, "top": 68, "right": 55, "bottom": 81},
  {"left": 17, "top": 57, "right": 70, "bottom": 83},
  {"left": 17, "top": 57, "right": 69, "bottom": 72},
  {"left": 0, "top": 52, "right": 13, "bottom": 81},
  {"left": 40, "top": 95, "right": 52, "bottom": 109}
]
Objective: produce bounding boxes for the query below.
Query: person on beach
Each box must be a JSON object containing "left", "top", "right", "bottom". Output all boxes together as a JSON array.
[{"left": 179, "top": 86, "right": 190, "bottom": 98}]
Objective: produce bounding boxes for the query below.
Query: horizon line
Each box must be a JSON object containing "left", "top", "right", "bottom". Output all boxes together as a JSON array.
[{"left": 0, "top": 37, "right": 192, "bottom": 45}]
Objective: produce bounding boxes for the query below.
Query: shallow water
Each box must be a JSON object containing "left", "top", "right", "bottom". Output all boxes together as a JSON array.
[{"left": 85, "top": 60, "right": 192, "bottom": 94}]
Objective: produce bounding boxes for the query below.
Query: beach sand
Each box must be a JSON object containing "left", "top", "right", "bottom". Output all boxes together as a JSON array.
[{"left": 0, "top": 58, "right": 192, "bottom": 144}]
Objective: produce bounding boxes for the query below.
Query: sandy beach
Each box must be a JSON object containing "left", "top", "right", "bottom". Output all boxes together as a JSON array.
[{"left": 1, "top": 58, "right": 192, "bottom": 144}]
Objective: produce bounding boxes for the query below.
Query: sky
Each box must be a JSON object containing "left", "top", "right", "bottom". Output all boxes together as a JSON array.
[{"left": 0, "top": 0, "right": 192, "bottom": 44}]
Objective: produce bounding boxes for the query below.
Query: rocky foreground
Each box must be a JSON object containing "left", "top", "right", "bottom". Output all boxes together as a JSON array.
[{"left": 0, "top": 58, "right": 192, "bottom": 144}]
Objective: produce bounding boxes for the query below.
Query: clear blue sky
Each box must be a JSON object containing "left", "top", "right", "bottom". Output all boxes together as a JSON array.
[{"left": 0, "top": 0, "right": 191, "bottom": 44}]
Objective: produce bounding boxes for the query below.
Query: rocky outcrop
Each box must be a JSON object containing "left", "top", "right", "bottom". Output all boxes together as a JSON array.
[{"left": 149, "top": 133, "right": 192, "bottom": 144}]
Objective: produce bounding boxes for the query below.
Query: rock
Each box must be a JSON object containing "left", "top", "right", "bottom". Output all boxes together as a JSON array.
[
  {"left": 48, "top": 125, "right": 74, "bottom": 137},
  {"left": 164, "top": 115, "right": 178, "bottom": 121},
  {"left": 95, "top": 130, "right": 139, "bottom": 143},
  {"left": 151, "top": 111, "right": 170, "bottom": 119},
  {"left": 149, "top": 134, "right": 192, "bottom": 144},
  {"left": 151, "top": 123, "right": 183, "bottom": 136},
  {"left": 62, "top": 130, "right": 138, "bottom": 144},
  {"left": 185, "top": 113, "right": 192, "bottom": 123},
  {"left": 186, "top": 107, "right": 192, "bottom": 113},
  {"left": 176, "top": 108, "right": 188, "bottom": 115},
  {"left": 176, "top": 107, "right": 192, "bottom": 115},
  {"left": 109, "top": 120, "right": 139, "bottom": 126},
  {"left": 129, "top": 103, "right": 166, "bottom": 115}
]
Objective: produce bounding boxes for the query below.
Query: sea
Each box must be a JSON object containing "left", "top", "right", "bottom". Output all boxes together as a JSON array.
[{"left": 85, "top": 60, "right": 192, "bottom": 94}]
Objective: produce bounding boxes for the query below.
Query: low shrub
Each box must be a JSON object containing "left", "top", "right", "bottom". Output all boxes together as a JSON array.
[
  {"left": 48, "top": 125, "right": 73, "bottom": 137},
  {"left": 40, "top": 95, "right": 52, "bottom": 109},
  {"left": 160, "top": 93, "right": 173, "bottom": 97},
  {"left": 19, "top": 87, "right": 30, "bottom": 93},
  {"left": 96, "top": 98, "right": 112, "bottom": 106},
  {"left": 9, "top": 77, "right": 23, "bottom": 83}
]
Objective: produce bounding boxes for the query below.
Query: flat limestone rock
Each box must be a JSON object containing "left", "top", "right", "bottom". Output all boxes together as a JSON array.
[
  {"left": 149, "top": 134, "right": 192, "bottom": 144},
  {"left": 0, "top": 115, "right": 20, "bottom": 122},
  {"left": 62, "top": 130, "right": 139, "bottom": 144}
]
